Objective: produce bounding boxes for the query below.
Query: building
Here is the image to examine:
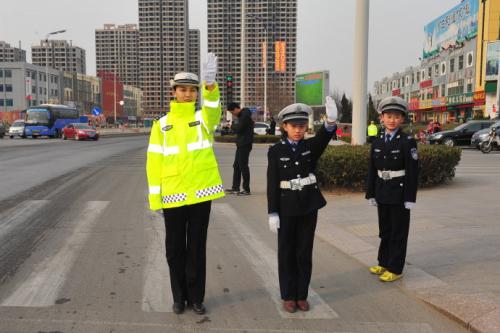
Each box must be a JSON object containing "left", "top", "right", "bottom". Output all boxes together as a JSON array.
[
  {"left": 373, "top": 0, "right": 484, "bottom": 124},
  {"left": 188, "top": 29, "right": 200, "bottom": 77},
  {"left": 0, "top": 62, "right": 62, "bottom": 112},
  {"left": 63, "top": 73, "right": 101, "bottom": 115},
  {"left": 32, "top": 40, "right": 87, "bottom": 74},
  {"left": 97, "top": 71, "right": 124, "bottom": 122},
  {"left": 123, "top": 84, "right": 143, "bottom": 120},
  {"left": 207, "top": 0, "right": 297, "bottom": 118},
  {"left": 138, "top": 0, "right": 189, "bottom": 118},
  {"left": 95, "top": 24, "right": 140, "bottom": 87},
  {"left": 0, "top": 41, "right": 26, "bottom": 62},
  {"left": 475, "top": 0, "right": 500, "bottom": 118}
]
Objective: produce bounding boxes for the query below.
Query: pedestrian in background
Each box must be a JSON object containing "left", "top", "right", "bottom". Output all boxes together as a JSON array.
[
  {"left": 268, "top": 116, "right": 277, "bottom": 135},
  {"left": 366, "top": 96, "right": 419, "bottom": 282},
  {"left": 267, "top": 97, "right": 337, "bottom": 313},
  {"left": 226, "top": 102, "right": 254, "bottom": 195},
  {"left": 146, "top": 53, "right": 224, "bottom": 315}
]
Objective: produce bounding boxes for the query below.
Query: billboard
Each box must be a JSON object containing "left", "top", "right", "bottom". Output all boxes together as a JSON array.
[
  {"left": 275, "top": 41, "right": 286, "bottom": 72},
  {"left": 423, "top": 0, "right": 478, "bottom": 59},
  {"left": 486, "top": 41, "right": 500, "bottom": 81},
  {"left": 295, "top": 71, "right": 329, "bottom": 107}
]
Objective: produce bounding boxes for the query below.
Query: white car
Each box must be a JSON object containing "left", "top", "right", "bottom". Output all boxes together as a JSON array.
[
  {"left": 254, "top": 122, "right": 270, "bottom": 135},
  {"left": 8, "top": 119, "right": 25, "bottom": 138}
]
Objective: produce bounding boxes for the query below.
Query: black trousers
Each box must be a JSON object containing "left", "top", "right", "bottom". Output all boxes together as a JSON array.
[
  {"left": 278, "top": 211, "right": 318, "bottom": 301},
  {"left": 162, "top": 201, "right": 211, "bottom": 304},
  {"left": 231, "top": 144, "right": 252, "bottom": 192},
  {"left": 377, "top": 203, "right": 410, "bottom": 274}
]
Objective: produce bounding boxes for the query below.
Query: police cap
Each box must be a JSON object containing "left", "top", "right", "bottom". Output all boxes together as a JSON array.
[
  {"left": 278, "top": 103, "right": 312, "bottom": 124},
  {"left": 377, "top": 96, "right": 408, "bottom": 115},
  {"left": 170, "top": 72, "right": 200, "bottom": 88}
]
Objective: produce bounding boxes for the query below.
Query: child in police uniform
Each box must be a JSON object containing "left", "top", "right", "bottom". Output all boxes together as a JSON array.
[
  {"left": 366, "top": 96, "right": 419, "bottom": 282},
  {"left": 266, "top": 98, "right": 337, "bottom": 313}
]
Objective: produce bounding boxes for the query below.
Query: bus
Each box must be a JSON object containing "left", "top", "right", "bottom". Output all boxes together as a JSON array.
[{"left": 24, "top": 104, "right": 83, "bottom": 138}]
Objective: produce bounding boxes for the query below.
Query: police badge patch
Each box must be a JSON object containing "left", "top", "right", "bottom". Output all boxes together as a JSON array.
[
  {"left": 162, "top": 125, "right": 173, "bottom": 131},
  {"left": 411, "top": 148, "right": 418, "bottom": 160}
]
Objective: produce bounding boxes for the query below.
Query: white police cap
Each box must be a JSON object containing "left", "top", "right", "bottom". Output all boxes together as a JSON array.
[
  {"left": 377, "top": 96, "right": 408, "bottom": 115},
  {"left": 278, "top": 103, "right": 312, "bottom": 123},
  {"left": 170, "top": 72, "right": 200, "bottom": 88}
]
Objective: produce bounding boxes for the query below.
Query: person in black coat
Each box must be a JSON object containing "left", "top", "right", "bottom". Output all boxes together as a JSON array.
[
  {"left": 366, "top": 96, "right": 419, "bottom": 282},
  {"left": 227, "top": 102, "right": 254, "bottom": 195},
  {"left": 267, "top": 98, "right": 337, "bottom": 313}
]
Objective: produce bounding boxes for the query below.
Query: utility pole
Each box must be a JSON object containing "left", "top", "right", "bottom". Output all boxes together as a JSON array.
[{"left": 351, "top": 0, "right": 369, "bottom": 145}]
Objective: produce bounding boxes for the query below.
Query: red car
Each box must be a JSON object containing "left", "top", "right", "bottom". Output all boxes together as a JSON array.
[{"left": 61, "top": 123, "right": 99, "bottom": 141}]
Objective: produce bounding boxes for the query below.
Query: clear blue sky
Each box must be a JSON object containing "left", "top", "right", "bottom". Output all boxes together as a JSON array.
[{"left": 1, "top": 0, "right": 460, "bottom": 96}]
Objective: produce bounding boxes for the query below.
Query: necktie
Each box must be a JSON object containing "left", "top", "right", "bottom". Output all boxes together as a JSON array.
[
  {"left": 385, "top": 134, "right": 391, "bottom": 143},
  {"left": 290, "top": 142, "right": 298, "bottom": 151}
]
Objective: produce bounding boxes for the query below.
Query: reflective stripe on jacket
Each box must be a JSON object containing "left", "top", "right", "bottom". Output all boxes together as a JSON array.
[{"left": 146, "top": 84, "right": 225, "bottom": 210}]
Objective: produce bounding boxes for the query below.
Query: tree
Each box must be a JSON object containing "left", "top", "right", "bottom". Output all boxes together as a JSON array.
[
  {"left": 367, "top": 93, "right": 379, "bottom": 123},
  {"left": 340, "top": 93, "right": 352, "bottom": 123}
]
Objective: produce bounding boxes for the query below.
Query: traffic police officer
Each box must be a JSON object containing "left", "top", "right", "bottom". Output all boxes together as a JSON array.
[
  {"left": 146, "top": 53, "right": 224, "bottom": 315},
  {"left": 267, "top": 97, "right": 337, "bottom": 313},
  {"left": 366, "top": 96, "right": 419, "bottom": 282}
]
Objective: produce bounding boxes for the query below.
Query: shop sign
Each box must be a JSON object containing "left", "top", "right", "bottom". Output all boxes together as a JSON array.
[
  {"left": 473, "top": 90, "right": 486, "bottom": 106},
  {"left": 420, "top": 79, "right": 433, "bottom": 88},
  {"left": 432, "top": 97, "right": 446, "bottom": 107},
  {"left": 420, "top": 99, "right": 432, "bottom": 109},
  {"left": 409, "top": 98, "right": 419, "bottom": 110},
  {"left": 392, "top": 89, "right": 400, "bottom": 96},
  {"left": 446, "top": 92, "right": 473, "bottom": 106}
]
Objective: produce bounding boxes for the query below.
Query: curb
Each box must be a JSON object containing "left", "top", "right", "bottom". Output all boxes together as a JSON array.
[{"left": 315, "top": 219, "right": 500, "bottom": 333}]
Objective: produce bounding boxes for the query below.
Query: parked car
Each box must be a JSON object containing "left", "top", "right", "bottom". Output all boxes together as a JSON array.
[
  {"left": 8, "top": 119, "right": 25, "bottom": 139},
  {"left": 428, "top": 120, "right": 495, "bottom": 146},
  {"left": 254, "top": 122, "right": 270, "bottom": 135},
  {"left": 471, "top": 120, "right": 500, "bottom": 148},
  {"left": 61, "top": 123, "right": 99, "bottom": 141},
  {"left": 0, "top": 123, "right": 5, "bottom": 138}
]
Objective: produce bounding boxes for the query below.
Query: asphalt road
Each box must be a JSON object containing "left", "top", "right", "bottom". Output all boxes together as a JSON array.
[{"left": 0, "top": 136, "right": 468, "bottom": 332}]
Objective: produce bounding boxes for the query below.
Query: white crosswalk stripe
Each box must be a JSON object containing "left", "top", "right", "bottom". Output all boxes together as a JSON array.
[
  {"left": 0, "top": 200, "right": 50, "bottom": 237},
  {"left": 1, "top": 201, "right": 109, "bottom": 307},
  {"left": 213, "top": 203, "right": 339, "bottom": 319}
]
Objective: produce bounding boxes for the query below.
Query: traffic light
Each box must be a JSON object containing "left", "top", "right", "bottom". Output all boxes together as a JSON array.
[{"left": 226, "top": 75, "right": 233, "bottom": 87}]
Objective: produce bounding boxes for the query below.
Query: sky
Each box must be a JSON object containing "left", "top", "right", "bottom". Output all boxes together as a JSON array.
[{"left": 1, "top": 0, "right": 460, "bottom": 96}]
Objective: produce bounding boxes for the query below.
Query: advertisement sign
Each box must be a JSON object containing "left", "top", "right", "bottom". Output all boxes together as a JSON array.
[
  {"left": 25, "top": 78, "right": 32, "bottom": 100},
  {"left": 275, "top": 41, "right": 286, "bottom": 73},
  {"left": 447, "top": 92, "right": 474, "bottom": 106},
  {"left": 262, "top": 42, "right": 267, "bottom": 69},
  {"left": 423, "top": 0, "right": 478, "bottom": 59},
  {"left": 295, "top": 71, "right": 329, "bottom": 107},
  {"left": 473, "top": 90, "right": 486, "bottom": 106},
  {"left": 485, "top": 41, "right": 500, "bottom": 81}
]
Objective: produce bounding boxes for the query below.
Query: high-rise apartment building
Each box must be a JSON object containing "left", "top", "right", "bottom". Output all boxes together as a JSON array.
[
  {"left": 188, "top": 29, "right": 200, "bottom": 78},
  {"left": 207, "top": 0, "right": 297, "bottom": 117},
  {"left": 0, "top": 41, "right": 26, "bottom": 62},
  {"left": 95, "top": 24, "right": 140, "bottom": 87},
  {"left": 138, "top": 0, "right": 189, "bottom": 117},
  {"left": 31, "top": 40, "right": 86, "bottom": 74}
]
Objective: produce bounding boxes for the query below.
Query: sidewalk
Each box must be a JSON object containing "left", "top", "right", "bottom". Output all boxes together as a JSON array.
[{"left": 315, "top": 149, "right": 500, "bottom": 333}]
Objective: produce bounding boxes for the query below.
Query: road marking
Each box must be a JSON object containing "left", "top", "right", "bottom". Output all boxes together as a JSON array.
[
  {"left": 214, "top": 203, "right": 338, "bottom": 319},
  {"left": 1, "top": 201, "right": 109, "bottom": 307},
  {"left": 0, "top": 200, "right": 50, "bottom": 237},
  {"left": 141, "top": 209, "right": 172, "bottom": 312}
]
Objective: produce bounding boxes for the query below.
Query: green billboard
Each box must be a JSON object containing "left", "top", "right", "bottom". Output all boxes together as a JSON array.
[{"left": 295, "top": 71, "right": 329, "bottom": 106}]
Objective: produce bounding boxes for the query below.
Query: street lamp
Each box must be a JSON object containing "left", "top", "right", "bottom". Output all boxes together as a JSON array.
[
  {"left": 247, "top": 14, "right": 268, "bottom": 122},
  {"left": 44, "top": 29, "right": 66, "bottom": 103}
]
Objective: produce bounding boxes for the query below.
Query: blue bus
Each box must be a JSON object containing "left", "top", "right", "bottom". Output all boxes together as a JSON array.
[{"left": 24, "top": 104, "right": 83, "bottom": 138}]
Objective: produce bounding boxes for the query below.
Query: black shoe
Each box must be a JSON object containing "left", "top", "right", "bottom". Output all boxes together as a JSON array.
[
  {"left": 191, "top": 302, "right": 206, "bottom": 315},
  {"left": 237, "top": 190, "right": 251, "bottom": 196},
  {"left": 225, "top": 188, "right": 240, "bottom": 194},
  {"left": 172, "top": 302, "right": 185, "bottom": 314}
]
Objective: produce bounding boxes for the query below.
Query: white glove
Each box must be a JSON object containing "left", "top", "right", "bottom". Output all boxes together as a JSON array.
[
  {"left": 404, "top": 202, "right": 415, "bottom": 210},
  {"left": 325, "top": 96, "right": 338, "bottom": 122},
  {"left": 368, "top": 198, "right": 377, "bottom": 207},
  {"left": 203, "top": 52, "right": 218, "bottom": 85},
  {"left": 268, "top": 213, "right": 280, "bottom": 233}
]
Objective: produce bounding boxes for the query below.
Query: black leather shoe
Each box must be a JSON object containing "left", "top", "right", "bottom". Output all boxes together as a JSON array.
[
  {"left": 191, "top": 302, "right": 206, "bottom": 315},
  {"left": 172, "top": 302, "right": 185, "bottom": 314}
]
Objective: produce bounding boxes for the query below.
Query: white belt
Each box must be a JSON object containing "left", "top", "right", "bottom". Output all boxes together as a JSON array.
[
  {"left": 377, "top": 170, "right": 405, "bottom": 180},
  {"left": 280, "top": 174, "right": 317, "bottom": 190}
]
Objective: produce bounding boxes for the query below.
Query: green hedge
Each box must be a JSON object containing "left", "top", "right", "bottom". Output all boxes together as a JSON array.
[
  {"left": 214, "top": 134, "right": 281, "bottom": 144},
  {"left": 316, "top": 144, "right": 461, "bottom": 191}
]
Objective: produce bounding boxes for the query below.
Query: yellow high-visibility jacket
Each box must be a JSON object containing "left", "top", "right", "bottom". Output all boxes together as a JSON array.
[
  {"left": 368, "top": 124, "right": 378, "bottom": 136},
  {"left": 146, "top": 84, "right": 225, "bottom": 210}
]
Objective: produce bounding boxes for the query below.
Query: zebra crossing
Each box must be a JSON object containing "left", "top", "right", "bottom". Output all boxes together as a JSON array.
[{"left": 0, "top": 200, "right": 338, "bottom": 319}]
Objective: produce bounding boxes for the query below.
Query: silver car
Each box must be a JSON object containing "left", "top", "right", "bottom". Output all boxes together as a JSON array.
[
  {"left": 471, "top": 120, "right": 500, "bottom": 148},
  {"left": 8, "top": 119, "right": 26, "bottom": 139}
]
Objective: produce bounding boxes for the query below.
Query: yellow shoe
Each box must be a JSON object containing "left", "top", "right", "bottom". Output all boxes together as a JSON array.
[
  {"left": 369, "top": 265, "right": 386, "bottom": 275},
  {"left": 379, "top": 271, "right": 403, "bottom": 282}
]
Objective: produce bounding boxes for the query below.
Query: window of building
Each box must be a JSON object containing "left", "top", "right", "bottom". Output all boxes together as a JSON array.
[
  {"left": 5, "top": 84, "right": 12, "bottom": 92},
  {"left": 6, "top": 99, "right": 13, "bottom": 106},
  {"left": 450, "top": 58, "right": 455, "bottom": 73},
  {"left": 458, "top": 55, "right": 464, "bottom": 70},
  {"left": 466, "top": 52, "right": 473, "bottom": 67},
  {"left": 405, "top": 75, "right": 410, "bottom": 86},
  {"left": 417, "top": 71, "right": 421, "bottom": 82},
  {"left": 441, "top": 62, "right": 446, "bottom": 75},
  {"left": 441, "top": 84, "right": 446, "bottom": 97},
  {"left": 427, "top": 67, "right": 432, "bottom": 79},
  {"left": 0, "top": 85, "right": 3, "bottom": 92},
  {"left": 5, "top": 70, "right": 12, "bottom": 78},
  {"left": 0, "top": 70, "right": 3, "bottom": 78},
  {"left": 466, "top": 78, "right": 473, "bottom": 93},
  {"left": 434, "top": 64, "right": 439, "bottom": 76},
  {"left": 0, "top": 100, "right": 3, "bottom": 106}
]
